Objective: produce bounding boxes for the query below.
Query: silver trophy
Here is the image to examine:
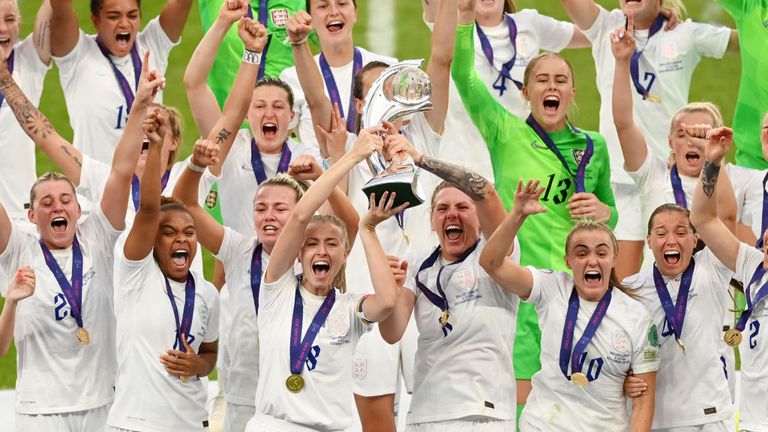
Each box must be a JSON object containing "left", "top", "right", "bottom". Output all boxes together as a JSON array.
[{"left": 361, "top": 59, "right": 432, "bottom": 209}]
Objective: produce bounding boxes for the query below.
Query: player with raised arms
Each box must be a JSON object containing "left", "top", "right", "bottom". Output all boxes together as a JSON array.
[
  {"left": 559, "top": 0, "right": 738, "bottom": 277},
  {"left": 479, "top": 180, "right": 658, "bottom": 431},
  {"left": 279, "top": 0, "right": 396, "bottom": 147},
  {"left": 421, "top": 0, "right": 589, "bottom": 181},
  {"left": 451, "top": 0, "right": 617, "bottom": 413},
  {"left": 689, "top": 126, "right": 768, "bottom": 432},
  {"left": 0, "top": 266, "right": 34, "bottom": 357},
  {"left": 107, "top": 109, "right": 220, "bottom": 431},
  {"left": 49, "top": 0, "right": 195, "bottom": 164},
  {"left": 0, "top": 39, "right": 159, "bottom": 431},
  {"left": 244, "top": 128, "right": 400, "bottom": 431}
]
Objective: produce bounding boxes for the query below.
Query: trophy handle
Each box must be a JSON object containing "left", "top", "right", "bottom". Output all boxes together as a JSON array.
[{"left": 366, "top": 151, "right": 389, "bottom": 177}]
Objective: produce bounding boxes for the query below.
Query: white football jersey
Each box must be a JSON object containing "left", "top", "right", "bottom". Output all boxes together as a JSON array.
[
  {"left": 108, "top": 238, "right": 220, "bottom": 431},
  {"left": 427, "top": 9, "right": 573, "bottom": 181},
  {"left": 249, "top": 270, "right": 370, "bottom": 431},
  {"left": 279, "top": 47, "right": 397, "bottom": 148},
  {"left": 521, "top": 269, "right": 659, "bottom": 431},
  {"left": 53, "top": 18, "right": 177, "bottom": 165},
  {"left": 583, "top": 6, "right": 730, "bottom": 185},
  {"left": 728, "top": 163, "right": 766, "bottom": 240},
  {"left": 0, "top": 206, "right": 121, "bottom": 414},
  {"left": 733, "top": 242, "right": 768, "bottom": 431},
  {"left": 623, "top": 248, "right": 734, "bottom": 428},
  {"left": 217, "top": 130, "right": 320, "bottom": 237},
  {"left": 0, "top": 36, "right": 49, "bottom": 214},
  {"left": 403, "top": 240, "right": 520, "bottom": 424}
]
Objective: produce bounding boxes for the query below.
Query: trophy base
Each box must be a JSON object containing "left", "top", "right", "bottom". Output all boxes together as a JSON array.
[{"left": 362, "top": 174, "right": 424, "bottom": 210}]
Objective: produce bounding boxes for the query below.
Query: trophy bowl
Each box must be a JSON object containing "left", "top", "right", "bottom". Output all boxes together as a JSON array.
[{"left": 360, "top": 60, "right": 432, "bottom": 210}]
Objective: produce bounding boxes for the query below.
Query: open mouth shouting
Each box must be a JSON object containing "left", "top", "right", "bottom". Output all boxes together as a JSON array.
[
  {"left": 116, "top": 31, "right": 131, "bottom": 50},
  {"left": 663, "top": 250, "right": 681, "bottom": 266},
  {"left": 543, "top": 96, "right": 560, "bottom": 116},
  {"left": 0, "top": 38, "right": 10, "bottom": 51},
  {"left": 311, "top": 259, "right": 331, "bottom": 278},
  {"left": 445, "top": 224, "right": 463, "bottom": 242},
  {"left": 262, "top": 224, "right": 279, "bottom": 236},
  {"left": 171, "top": 249, "right": 190, "bottom": 270},
  {"left": 584, "top": 269, "right": 602, "bottom": 286},
  {"left": 683, "top": 151, "right": 701, "bottom": 166},
  {"left": 262, "top": 122, "right": 278, "bottom": 140},
  {"left": 326, "top": 20, "right": 344, "bottom": 33},
  {"left": 51, "top": 217, "right": 68, "bottom": 234}
]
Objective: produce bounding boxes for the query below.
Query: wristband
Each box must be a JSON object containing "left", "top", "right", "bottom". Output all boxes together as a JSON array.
[
  {"left": 243, "top": 49, "right": 262, "bottom": 65},
  {"left": 187, "top": 160, "right": 207, "bottom": 173},
  {"left": 289, "top": 36, "right": 308, "bottom": 46}
]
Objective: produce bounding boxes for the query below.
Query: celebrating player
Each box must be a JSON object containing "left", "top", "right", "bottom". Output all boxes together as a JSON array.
[
  {"left": 0, "top": 266, "right": 34, "bottom": 357},
  {"left": 107, "top": 109, "right": 220, "bottom": 431},
  {"left": 559, "top": 0, "right": 738, "bottom": 277},
  {"left": 690, "top": 127, "right": 768, "bottom": 432},
  {"left": 244, "top": 129, "right": 399, "bottom": 431},
  {"left": 49, "top": 0, "right": 195, "bottom": 164},
  {"left": 451, "top": 0, "right": 617, "bottom": 410},
  {"left": 480, "top": 180, "right": 658, "bottom": 431}
]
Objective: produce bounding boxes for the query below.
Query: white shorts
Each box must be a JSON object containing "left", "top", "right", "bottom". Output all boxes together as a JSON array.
[
  {"left": 17, "top": 403, "right": 109, "bottom": 432},
  {"left": 612, "top": 182, "right": 646, "bottom": 241},
  {"left": 244, "top": 413, "right": 321, "bottom": 432},
  {"left": 223, "top": 402, "right": 255, "bottom": 432},
  {"left": 352, "top": 323, "right": 400, "bottom": 397},
  {"left": 652, "top": 419, "right": 731, "bottom": 432},
  {"left": 406, "top": 418, "right": 515, "bottom": 432}
]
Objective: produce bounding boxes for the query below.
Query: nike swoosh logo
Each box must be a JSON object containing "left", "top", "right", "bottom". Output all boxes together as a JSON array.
[{"left": 530, "top": 141, "right": 548, "bottom": 150}]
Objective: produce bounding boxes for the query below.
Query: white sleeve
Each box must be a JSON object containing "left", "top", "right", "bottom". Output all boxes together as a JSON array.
[
  {"left": 52, "top": 30, "right": 90, "bottom": 86},
  {"left": 531, "top": 10, "right": 575, "bottom": 53},
  {"left": 688, "top": 20, "right": 731, "bottom": 59},
  {"left": 627, "top": 152, "right": 665, "bottom": 195},
  {"left": 403, "top": 249, "right": 425, "bottom": 298},
  {"left": 17, "top": 36, "right": 51, "bottom": 91},
  {"left": 214, "top": 227, "right": 251, "bottom": 268},
  {"left": 76, "top": 155, "right": 111, "bottom": 206},
  {"left": 81, "top": 202, "right": 123, "bottom": 254},
  {"left": 406, "top": 112, "right": 442, "bottom": 158},
  {"left": 697, "top": 248, "right": 735, "bottom": 292},
  {"left": 138, "top": 17, "right": 178, "bottom": 70},
  {"left": 581, "top": 6, "right": 619, "bottom": 43},
  {"left": 114, "top": 236, "right": 154, "bottom": 295},
  {"left": 524, "top": 268, "right": 562, "bottom": 306},
  {"left": 629, "top": 311, "right": 661, "bottom": 374},
  {"left": 0, "top": 223, "right": 33, "bottom": 278},
  {"left": 347, "top": 293, "right": 373, "bottom": 342},
  {"left": 259, "top": 268, "right": 297, "bottom": 311},
  {"left": 734, "top": 242, "right": 765, "bottom": 291},
  {"left": 202, "top": 288, "right": 220, "bottom": 343}
]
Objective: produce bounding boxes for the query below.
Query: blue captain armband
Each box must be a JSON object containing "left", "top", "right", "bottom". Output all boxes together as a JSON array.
[{"left": 357, "top": 294, "right": 374, "bottom": 324}]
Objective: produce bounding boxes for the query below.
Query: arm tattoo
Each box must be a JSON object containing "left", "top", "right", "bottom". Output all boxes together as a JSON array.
[
  {"left": 60, "top": 145, "right": 82, "bottom": 167},
  {"left": 417, "top": 155, "right": 488, "bottom": 201},
  {"left": 215, "top": 128, "right": 232, "bottom": 144},
  {"left": 0, "top": 73, "right": 54, "bottom": 140},
  {"left": 701, "top": 161, "right": 720, "bottom": 199},
  {"left": 36, "top": 21, "right": 49, "bottom": 50}
]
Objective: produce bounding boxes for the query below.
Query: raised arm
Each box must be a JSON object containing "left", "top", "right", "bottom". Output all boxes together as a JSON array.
[
  {"left": 423, "top": 0, "right": 456, "bottom": 134},
  {"left": 422, "top": 0, "right": 438, "bottom": 24},
  {"left": 629, "top": 372, "right": 656, "bottom": 432},
  {"left": 0, "top": 46, "right": 81, "bottom": 184},
  {"left": 264, "top": 129, "right": 383, "bottom": 283},
  {"left": 479, "top": 180, "right": 545, "bottom": 298},
  {"left": 560, "top": 0, "right": 600, "bottom": 31},
  {"left": 158, "top": 0, "right": 195, "bottom": 43},
  {"left": 183, "top": 0, "right": 247, "bottom": 137},
  {"left": 33, "top": 0, "right": 52, "bottom": 65},
  {"left": 205, "top": 17, "right": 268, "bottom": 177},
  {"left": 101, "top": 52, "right": 166, "bottom": 230},
  {"left": 0, "top": 267, "right": 34, "bottom": 357},
  {"left": 689, "top": 127, "right": 740, "bottom": 271},
  {"left": 49, "top": 0, "right": 79, "bottom": 57},
  {"left": 611, "top": 16, "right": 648, "bottom": 173},
  {"left": 287, "top": 11, "right": 333, "bottom": 155},
  {"left": 123, "top": 109, "right": 166, "bottom": 261},
  {"left": 172, "top": 140, "right": 225, "bottom": 254}
]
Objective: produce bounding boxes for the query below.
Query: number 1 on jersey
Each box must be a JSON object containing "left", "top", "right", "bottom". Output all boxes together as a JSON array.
[{"left": 115, "top": 105, "right": 129, "bottom": 130}]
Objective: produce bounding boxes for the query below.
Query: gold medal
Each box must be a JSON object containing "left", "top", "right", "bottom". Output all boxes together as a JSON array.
[
  {"left": 76, "top": 327, "right": 90, "bottom": 345},
  {"left": 439, "top": 310, "right": 450, "bottom": 327},
  {"left": 286, "top": 374, "right": 304, "bottom": 393},
  {"left": 646, "top": 94, "right": 662, "bottom": 104},
  {"left": 180, "top": 375, "right": 190, "bottom": 383},
  {"left": 571, "top": 372, "right": 588, "bottom": 388},
  {"left": 724, "top": 328, "right": 742, "bottom": 347},
  {"left": 676, "top": 338, "right": 686, "bottom": 354}
]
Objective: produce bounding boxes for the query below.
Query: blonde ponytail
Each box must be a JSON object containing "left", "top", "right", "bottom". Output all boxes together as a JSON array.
[{"left": 662, "top": 0, "right": 687, "bottom": 20}]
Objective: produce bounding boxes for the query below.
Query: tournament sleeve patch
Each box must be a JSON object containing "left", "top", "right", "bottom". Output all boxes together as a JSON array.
[{"left": 647, "top": 323, "right": 660, "bottom": 348}]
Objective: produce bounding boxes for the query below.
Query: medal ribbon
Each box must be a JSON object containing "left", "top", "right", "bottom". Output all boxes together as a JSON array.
[
  {"left": 475, "top": 14, "right": 523, "bottom": 92},
  {"left": 246, "top": 0, "right": 270, "bottom": 80},
  {"left": 95, "top": 37, "right": 142, "bottom": 111},
  {"left": 526, "top": 115, "right": 594, "bottom": 193},
  {"left": 559, "top": 287, "right": 613, "bottom": 382},
  {"left": 250, "top": 243, "right": 264, "bottom": 313},
  {"left": 250, "top": 139, "right": 292, "bottom": 183},
  {"left": 39, "top": 236, "right": 84, "bottom": 329},
  {"left": 164, "top": 273, "right": 196, "bottom": 352},
  {"left": 756, "top": 171, "right": 768, "bottom": 249},
  {"left": 131, "top": 170, "right": 170, "bottom": 211},
  {"left": 0, "top": 50, "right": 14, "bottom": 109},
  {"left": 629, "top": 14, "right": 665, "bottom": 101},
  {"left": 736, "top": 264, "right": 768, "bottom": 331},
  {"left": 319, "top": 47, "right": 362, "bottom": 133},
  {"left": 415, "top": 239, "right": 480, "bottom": 337},
  {"left": 669, "top": 165, "right": 688, "bottom": 208},
  {"left": 289, "top": 283, "right": 336, "bottom": 374},
  {"left": 652, "top": 258, "right": 695, "bottom": 345}
]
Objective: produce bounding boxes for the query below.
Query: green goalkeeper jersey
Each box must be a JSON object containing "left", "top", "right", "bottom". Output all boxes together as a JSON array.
[{"left": 717, "top": 0, "right": 768, "bottom": 169}]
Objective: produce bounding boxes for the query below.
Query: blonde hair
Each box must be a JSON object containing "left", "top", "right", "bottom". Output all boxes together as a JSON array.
[
  {"left": 307, "top": 214, "right": 349, "bottom": 293},
  {"left": 150, "top": 103, "right": 183, "bottom": 166},
  {"left": 504, "top": 0, "right": 517, "bottom": 13},
  {"left": 522, "top": 52, "right": 576, "bottom": 88},
  {"left": 255, "top": 174, "right": 306, "bottom": 208},
  {"left": 29, "top": 172, "right": 77, "bottom": 210},
  {"left": 669, "top": 102, "right": 724, "bottom": 135},
  {"left": 662, "top": 0, "right": 687, "bottom": 19}
]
